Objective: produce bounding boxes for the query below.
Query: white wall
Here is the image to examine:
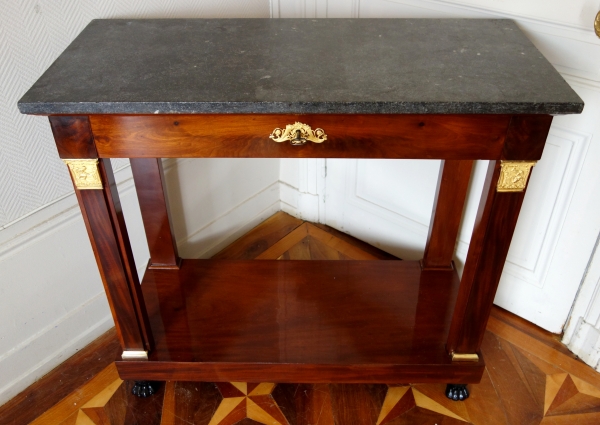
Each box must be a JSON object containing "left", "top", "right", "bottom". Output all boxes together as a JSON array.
[
  {"left": 0, "top": 164, "right": 143, "bottom": 405},
  {"left": 165, "top": 158, "right": 280, "bottom": 259},
  {"left": 277, "top": 0, "right": 600, "bottom": 337},
  {"left": 0, "top": 0, "right": 274, "bottom": 406},
  {"left": 272, "top": 0, "right": 599, "bottom": 27}
]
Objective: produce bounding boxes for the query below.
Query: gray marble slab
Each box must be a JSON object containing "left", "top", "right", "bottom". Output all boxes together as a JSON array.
[{"left": 18, "top": 19, "right": 583, "bottom": 115}]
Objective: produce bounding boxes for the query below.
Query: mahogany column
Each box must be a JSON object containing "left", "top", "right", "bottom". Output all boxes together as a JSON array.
[
  {"left": 130, "top": 158, "right": 180, "bottom": 269},
  {"left": 422, "top": 160, "right": 473, "bottom": 270},
  {"left": 446, "top": 115, "right": 553, "bottom": 356},
  {"left": 50, "top": 116, "right": 152, "bottom": 355}
]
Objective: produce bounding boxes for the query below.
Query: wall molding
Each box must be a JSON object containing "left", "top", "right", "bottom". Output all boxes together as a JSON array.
[
  {"left": 354, "top": 160, "right": 435, "bottom": 235},
  {"left": 563, "top": 226, "right": 600, "bottom": 356},
  {"left": 271, "top": 0, "right": 280, "bottom": 17},
  {"left": 0, "top": 163, "right": 135, "bottom": 261},
  {"left": 389, "top": 0, "right": 600, "bottom": 82},
  {"left": 280, "top": 182, "right": 321, "bottom": 222},
  {"left": 0, "top": 294, "right": 113, "bottom": 404},
  {"left": 565, "top": 317, "right": 600, "bottom": 371},
  {"left": 564, "top": 73, "right": 600, "bottom": 92},
  {"left": 279, "top": 158, "right": 326, "bottom": 223}
]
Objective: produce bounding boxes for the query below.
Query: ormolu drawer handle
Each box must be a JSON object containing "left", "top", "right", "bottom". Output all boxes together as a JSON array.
[{"left": 269, "top": 122, "right": 327, "bottom": 146}]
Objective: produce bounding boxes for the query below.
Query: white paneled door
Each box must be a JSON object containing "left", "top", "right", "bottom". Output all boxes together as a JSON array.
[{"left": 276, "top": 0, "right": 600, "bottom": 335}]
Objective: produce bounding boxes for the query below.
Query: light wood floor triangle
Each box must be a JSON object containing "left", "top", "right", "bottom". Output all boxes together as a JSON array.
[
  {"left": 376, "top": 386, "right": 411, "bottom": 425},
  {"left": 256, "top": 222, "right": 380, "bottom": 260},
  {"left": 413, "top": 388, "right": 469, "bottom": 422}
]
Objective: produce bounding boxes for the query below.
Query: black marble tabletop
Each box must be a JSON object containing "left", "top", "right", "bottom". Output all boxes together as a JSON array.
[{"left": 18, "top": 19, "right": 583, "bottom": 115}]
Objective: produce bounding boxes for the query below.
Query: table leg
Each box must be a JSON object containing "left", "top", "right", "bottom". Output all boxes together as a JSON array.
[
  {"left": 422, "top": 160, "right": 473, "bottom": 270},
  {"left": 446, "top": 161, "right": 529, "bottom": 356},
  {"left": 52, "top": 116, "right": 152, "bottom": 358},
  {"left": 74, "top": 160, "right": 153, "bottom": 357},
  {"left": 446, "top": 115, "right": 552, "bottom": 357},
  {"left": 130, "top": 158, "right": 180, "bottom": 269}
]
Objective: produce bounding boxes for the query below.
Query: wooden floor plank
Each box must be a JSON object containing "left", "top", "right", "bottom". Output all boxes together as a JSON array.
[
  {"left": 508, "top": 341, "right": 548, "bottom": 414},
  {"left": 411, "top": 385, "right": 470, "bottom": 422},
  {"left": 121, "top": 381, "right": 165, "bottom": 425},
  {"left": 481, "top": 331, "right": 543, "bottom": 425},
  {"left": 329, "top": 384, "right": 387, "bottom": 425},
  {"left": 256, "top": 223, "right": 309, "bottom": 259},
  {"left": 487, "top": 316, "right": 600, "bottom": 390},
  {"left": 167, "top": 382, "right": 225, "bottom": 425},
  {"left": 214, "top": 212, "right": 303, "bottom": 260},
  {"left": 159, "top": 382, "right": 177, "bottom": 425},
  {"left": 311, "top": 223, "right": 398, "bottom": 260},
  {"left": 306, "top": 225, "right": 380, "bottom": 260},
  {"left": 462, "top": 369, "right": 509, "bottom": 425},
  {"left": 490, "top": 307, "right": 576, "bottom": 359},
  {"left": 279, "top": 232, "right": 313, "bottom": 260},
  {"left": 307, "top": 236, "right": 343, "bottom": 260},
  {"left": 285, "top": 383, "right": 335, "bottom": 425}
]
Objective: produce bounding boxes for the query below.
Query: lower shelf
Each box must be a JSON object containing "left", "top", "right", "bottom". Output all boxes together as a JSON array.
[{"left": 116, "top": 259, "right": 484, "bottom": 383}]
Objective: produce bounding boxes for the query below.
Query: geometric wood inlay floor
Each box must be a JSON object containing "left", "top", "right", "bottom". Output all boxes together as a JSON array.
[{"left": 20, "top": 212, "right": 600, "bottom": 425}]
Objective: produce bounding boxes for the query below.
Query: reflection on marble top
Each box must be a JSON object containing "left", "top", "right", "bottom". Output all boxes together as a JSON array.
[{"left": 19, "top": 19, "right": 583, "bottom": 115}]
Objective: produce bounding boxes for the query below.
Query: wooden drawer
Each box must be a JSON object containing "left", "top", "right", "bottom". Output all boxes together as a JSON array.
[{"left": 90, "top": 114, "right": 511, "bottom": 159}]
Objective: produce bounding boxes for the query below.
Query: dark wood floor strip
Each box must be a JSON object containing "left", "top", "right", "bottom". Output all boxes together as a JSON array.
[
  {"left": 490, "top": 307, "right": 576, "bottom": 359},
  {"left": 0, "top": 329, "right": 120, "bottom": 425},
  {"left": 213, "top": 212, "right": 303, "bottom": 260}
]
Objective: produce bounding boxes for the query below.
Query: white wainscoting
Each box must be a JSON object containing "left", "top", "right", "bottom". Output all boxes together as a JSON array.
[
  {"left": 280, "top": 158, "right": 326, "bottom": 223},
  {"left": 563, "top": 241, "right": 600, "bottom": 370},
  {"left": 322, "top": 159, "right": 439, "bottom": 261},
  {"left": 0, "top": 163, "right": 139, "bottom": 405},
  {"left": 561, "top": 77, "right": 600, "bottom": 369},
  {"left": 0, "top": 158, "right": 279, "bottom": 405},
  {"left": 275, "top": 0, "right": 600, "bottom": 336}
]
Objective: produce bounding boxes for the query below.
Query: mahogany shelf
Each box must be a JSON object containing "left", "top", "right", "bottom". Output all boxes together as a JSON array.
[{"left": 116, "top": 259, "right": 484, "bottom": 383}]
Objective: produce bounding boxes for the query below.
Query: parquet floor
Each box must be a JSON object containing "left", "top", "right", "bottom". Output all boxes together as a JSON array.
[{"left": 9, "top": 212, "right": 600, "bottom": 424}]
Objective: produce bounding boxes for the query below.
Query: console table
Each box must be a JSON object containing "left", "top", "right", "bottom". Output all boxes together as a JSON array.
[{"left": 19, "top": 19, "right": 583, "bottom": 400}]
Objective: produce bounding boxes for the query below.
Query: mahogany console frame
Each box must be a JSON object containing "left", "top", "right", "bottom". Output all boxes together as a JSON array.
[{"left": 48, "top": 113, "right": 552, "bottom": 386}]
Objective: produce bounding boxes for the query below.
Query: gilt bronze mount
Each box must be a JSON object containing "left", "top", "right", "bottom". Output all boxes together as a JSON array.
[
  {"left": 269, "top": 122, "right": 327, "bottom": 145},
  {"left": 497, "top": 161, "right": 537, "bottom": 192},
  {"left": 62, "top": 159, "right": 103, "bottom": 190}
]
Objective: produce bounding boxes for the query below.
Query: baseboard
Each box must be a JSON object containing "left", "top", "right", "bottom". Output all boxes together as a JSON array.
[
  {"left": 566, "top": 318, "right": 600, "bottom": 370},
  {"left": 0, "top": 294, "right": 113, "bottom": 405},
  {"left": 279, "top": 181, "right": 320, "bottom": 223}
]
